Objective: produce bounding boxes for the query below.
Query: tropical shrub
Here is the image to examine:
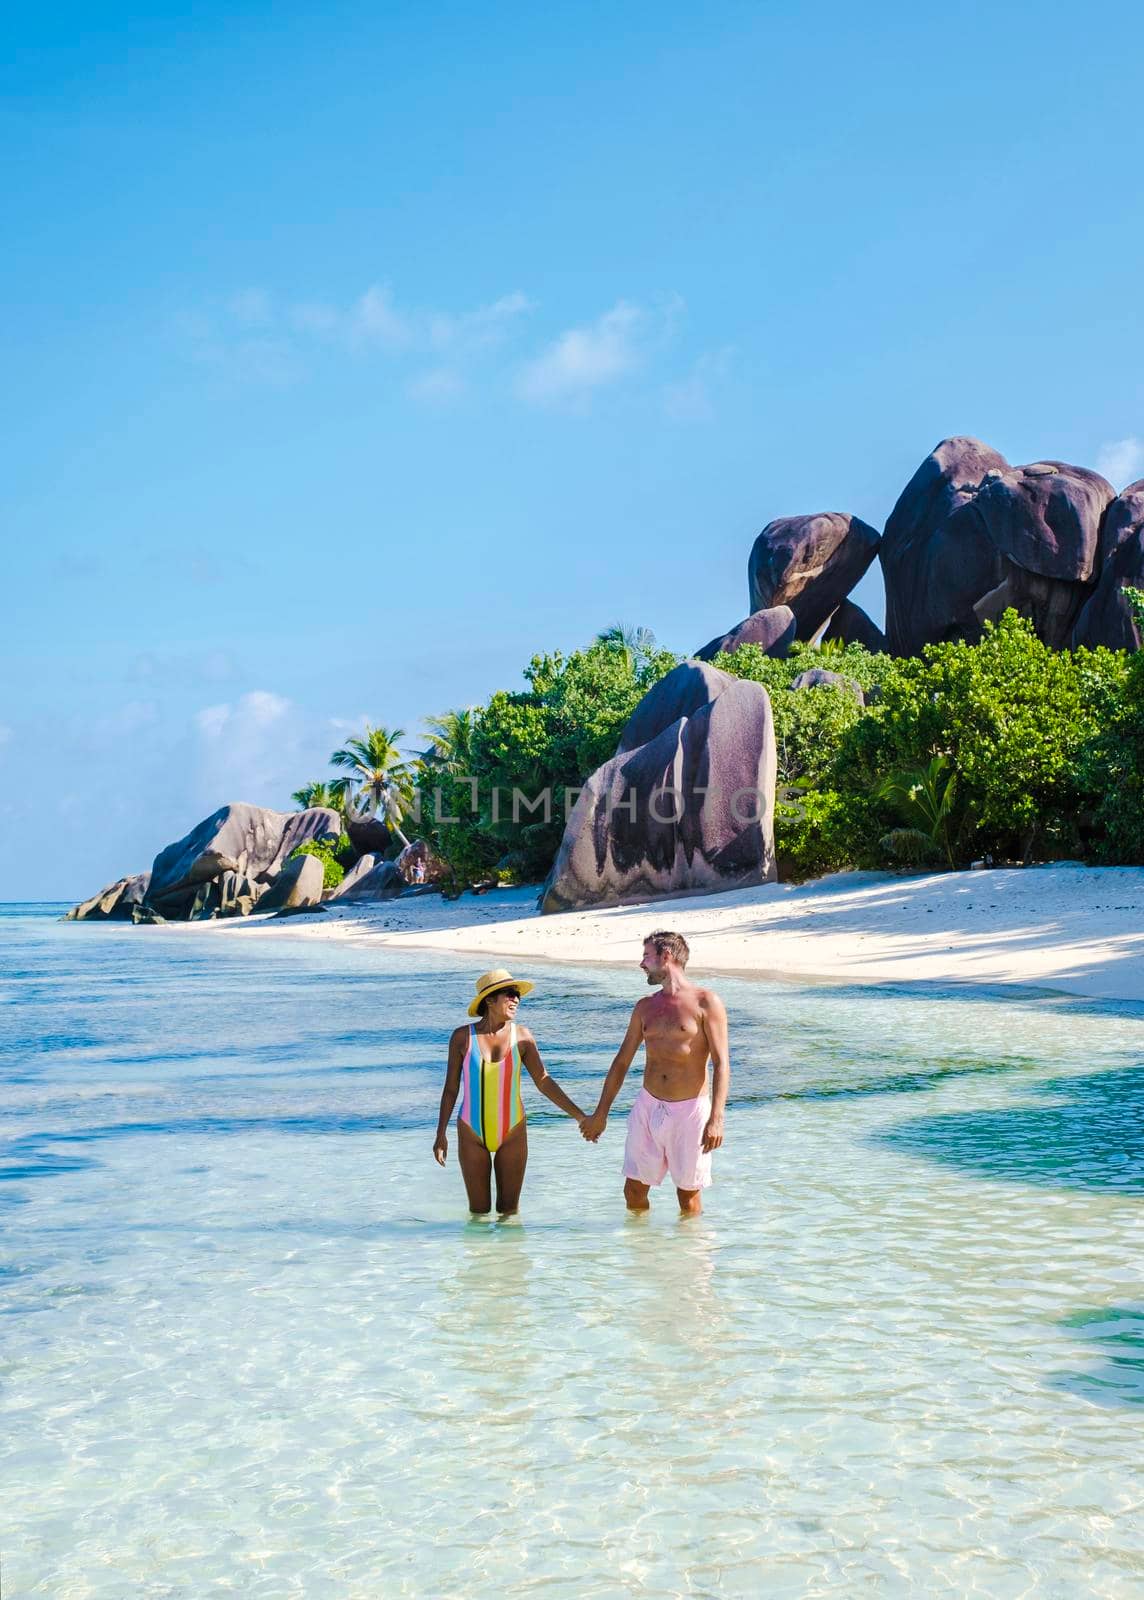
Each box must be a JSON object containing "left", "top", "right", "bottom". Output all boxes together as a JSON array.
[
  {"left": 875, "top": 754, "right": 962, "bottom": 868},
  {"left": 834, "top": 613, "right": 1126, "bottom": 865},
  {"left": 289, "top": 833, "right": 355, "bottom": 890},
  {"left": 774, "top": 787, "right": 868, "bottom": 881},
  {"left": 715, "top": 640, "right": 896, "bottom": 786},
  {"left": 1086, "top": 587, "right": 1144, "bottom": 861},
  {"left": 417, "top": 635, "right": 679, "bottom": 885}
]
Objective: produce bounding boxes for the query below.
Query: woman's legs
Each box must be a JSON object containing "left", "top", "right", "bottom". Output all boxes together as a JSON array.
[
  {"left": 492, "top": 1120, "right": 528, "bottom": 1215},
  {"left": 457, "top": 1120, "right": 493, "bottom": 1214}
]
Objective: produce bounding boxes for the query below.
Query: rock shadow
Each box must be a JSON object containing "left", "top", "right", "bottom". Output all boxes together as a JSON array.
[
  {"left": 874, "top": 1063, "right": 1144, "bottom": 1193},
  {"left": 1052, "top": 1304, "right": 1144, "bottom": 1408}
]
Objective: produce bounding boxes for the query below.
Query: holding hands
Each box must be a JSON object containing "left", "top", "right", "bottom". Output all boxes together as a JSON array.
[{"left": 579, "top": 1109, "right": 607, "bottom": 1143}]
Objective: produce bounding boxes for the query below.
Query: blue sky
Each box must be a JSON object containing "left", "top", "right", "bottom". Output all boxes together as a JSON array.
[{"left": 4, "top": 0, "right": 1143, "bottom": 898}]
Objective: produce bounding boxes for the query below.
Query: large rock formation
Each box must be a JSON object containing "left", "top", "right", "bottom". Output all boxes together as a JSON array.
[
  {"left": 68, "top": 802, "right": 343, "bottom": 923},
  {"left": 1072, "top": 480, "right": 1144, "bottom": 651},
  {"left": 695, "top": 605, "right": 796, "bottom": 662},
  {"left": 331, "top": 852, "right": 384, "bottom": 897},
  {"left": 616, "top": 660, "right": 737, "bottom": 755},
  {"left": 65, "top": 871, "right": 151, "bottom": 922},
  {"left": 790, "top": 667, "right": 865, "bottom": 705},
  {"left": 147, "top": 802, "right": 340, "bottom": 915},
  {"left": 395, "top": 838, "right": 449, "bottom": 884},
  {"left": 821, "top": 598, "right": 886, "bottom": 653},
  {"left": 748, "top": 513, "right": 881, "bottom": 639},
  {"left": 971, "top": 461, "right": 1115, "bottom": 647},
  {"left": 880, "top": 436, "right": 1009, "bottom": 655},
  {"left": 344, "top": 813, "right": 391, "bottom": 857},
  {"left": 257, "top": 851, "right": 325, "bottom": 912},
  {"left": 330, "top": 858, "right": 405, "bottom": 902},
  {"left": 542, "top": 661, "right": 777, "bottom": 912}
]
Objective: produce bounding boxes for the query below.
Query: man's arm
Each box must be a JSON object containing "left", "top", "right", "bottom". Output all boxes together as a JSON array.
[
  {"left": 701, "top": 990, "right": 729, "bottom": 1152},
  {"left": 433, "top": 1027, "right": 466, "bottom": 1164},
  {"left": 519, "top": 1032, "right": 586, "bottom": 1122},
  {"left": 580, "top": 1003, "right": 644, "bottom": 1141}
]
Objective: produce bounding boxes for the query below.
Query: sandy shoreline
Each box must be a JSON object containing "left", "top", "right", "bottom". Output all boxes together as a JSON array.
[{"left": 195, "top": 865, "right": 1144, "bottom": 1004}]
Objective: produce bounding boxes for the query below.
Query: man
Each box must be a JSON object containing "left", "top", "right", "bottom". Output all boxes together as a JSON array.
[{"left": 580, "top": 931, "right": 729, "bottom": 1215}]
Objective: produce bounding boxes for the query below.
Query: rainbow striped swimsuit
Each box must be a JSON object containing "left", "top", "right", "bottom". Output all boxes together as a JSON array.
[{"left": 460, "top": 1023, "right": 525, "bottom": 1153}]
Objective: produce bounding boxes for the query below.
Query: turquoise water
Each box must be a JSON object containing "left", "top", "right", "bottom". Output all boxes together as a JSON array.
[{"left": 2, "top": 905, "right": 1143, "bottom": 1597}]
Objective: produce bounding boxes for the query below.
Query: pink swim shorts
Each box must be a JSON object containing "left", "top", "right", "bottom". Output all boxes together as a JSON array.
[{"left": 622, "top": 1087, "right": 713, "bottom": 1191}]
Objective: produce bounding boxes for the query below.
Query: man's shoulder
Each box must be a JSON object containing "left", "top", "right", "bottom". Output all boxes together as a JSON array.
[{"left": 694, "top": 985, "right": 726, "bottom": 1013}]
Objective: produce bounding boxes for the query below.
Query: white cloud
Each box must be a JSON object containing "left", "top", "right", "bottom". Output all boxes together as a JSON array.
[
  {"left": 175, "top": 284, "right": 708, "bottom": 412},
  {"left": 244, "top": 690, "right": 291, "bottom": 725},
  {"left": 427, "top": 291, "right": 534, "bottom": 353},
  {"left": 354, "top": 283, "right": 413, "bottom": 348},
  {"left": 662, "top": 346, "right": 734, "bottom": 424},
  {"left": 195, "top": 690, "right": 289, "bottom": 741},
  {"left": 190, "top": 691, "right": 303, "bottom": 812},
  {"left": 175, "top": 283, "right": 536, "bottom": 387},
  {"left": 517, "top": 302, "right": 644, "bottom": 405},
  {"left": 409, "top": 367, "right": 466, "bottom": 404},
  {"left": 1097, "top": 437, "right": 1144, "bottom": 489},
  {"left": 195, "top": 703, "right": 232, "bottom": 740}
]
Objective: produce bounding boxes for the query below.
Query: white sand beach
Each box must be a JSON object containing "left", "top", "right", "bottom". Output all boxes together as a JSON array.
[{"left": 213, "top": 865, "right": 1144, "bottom": 1003}]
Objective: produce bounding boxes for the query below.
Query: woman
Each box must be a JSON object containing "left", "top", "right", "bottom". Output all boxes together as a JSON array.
[{"left": 433, "top": 968, "right": 586, "bottom": 1216}]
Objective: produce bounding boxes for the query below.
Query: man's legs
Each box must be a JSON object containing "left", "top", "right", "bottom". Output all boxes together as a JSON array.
[
  {"left": 676, "top": 1186, "right": 702, "bottom": 1217},
  {"left": 667, "top": 1098, "right": 711, "bottom": 1217},
  {"left": 623, "top": 1177, "right": 651, "bottom": 1211}
]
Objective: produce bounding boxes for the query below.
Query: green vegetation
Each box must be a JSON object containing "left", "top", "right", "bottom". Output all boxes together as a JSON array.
[
  {"left": 289, "top": 833, "right": 356, "bottom": 890},
  {"left": 747, "top": 612, "right": 1128, "bottom": 878},
  {"left": 417, "top": 634, "right": 678, "bottom": 886},
  {"left": 712, "top": 640, "right": 895, "bottom": 786},
  {"left": 290, "top": 781, "right": 342, "bottom": 812},
  {"left": 286, "top": 606, "right": 1144, "bottom": 892},
  {"left": 1086, "top": 586, "right": 1144, "bottom": 862},
  {"left": 329, "top": 725, "right": 415, "bottom": 848}
]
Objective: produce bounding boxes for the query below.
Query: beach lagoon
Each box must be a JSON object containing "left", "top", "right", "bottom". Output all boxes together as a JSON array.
[{"left": 2, "top": 906, "right": 1143, "bottom": 1597}]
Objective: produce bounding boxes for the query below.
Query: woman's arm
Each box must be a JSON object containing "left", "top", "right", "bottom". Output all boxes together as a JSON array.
[
  {"left": 519, "top": 1032, "right": 586, "bottom": 1121},
  {"left": 433, "top": 1027, "right": 466, "bottom": 1164}
]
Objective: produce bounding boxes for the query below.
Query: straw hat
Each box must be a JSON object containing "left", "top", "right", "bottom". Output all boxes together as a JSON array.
[{"left": 467, "top": 968, "right": 535, "bottom": 1017}]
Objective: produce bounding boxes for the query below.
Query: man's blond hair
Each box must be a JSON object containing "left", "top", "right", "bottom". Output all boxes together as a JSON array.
[{"left": 645, "top": 930, "right": 690, "bottom": 968}]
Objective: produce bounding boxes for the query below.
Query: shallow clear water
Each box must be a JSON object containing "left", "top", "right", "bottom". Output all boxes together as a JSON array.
[{"left": 2, "top": 905, "right": 1143, "bottom": 1598}]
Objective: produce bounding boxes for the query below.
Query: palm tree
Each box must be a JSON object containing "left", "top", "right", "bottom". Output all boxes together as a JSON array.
[
  {"left": 423, "top": 707, "right": 479, "bottom": 773},
  {"left": 595, "top": 622, "right": 659, "bottom": 667},
  {"left": 876, "top": 753, "right": 961, "bottom": 869},
  {"left": 291, "top": 781, "right": 342, "bottom": 812},
  {"left": 329, "top": 725, "right": 414, "bottom": 847}
]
